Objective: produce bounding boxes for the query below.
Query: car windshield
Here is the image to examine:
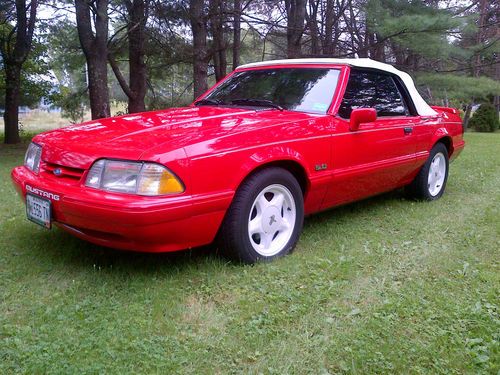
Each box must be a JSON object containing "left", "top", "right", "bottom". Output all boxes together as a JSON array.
[{"left": 202, "top": 68, "right": 341, "bottom": 114}]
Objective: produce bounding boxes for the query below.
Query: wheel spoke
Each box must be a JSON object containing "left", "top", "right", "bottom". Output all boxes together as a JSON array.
[
  {"left": 434, "top": 157, "right": 440, "bottom": 170},
  {"left": 257, "top": 194, "right": 270, "bottom": 211},
  {"left": 278, "top": 218, "right": 290, "bottom": 232},
  {"left": 428, "top": 173, "right": 435, "bottom": 187},
  {"left": 269, "top": 192, "right": 285, "bottom": 209},
  {"left": 261, "top": 232, "right": 273, "bottom": 249},
  {"left": 433, "top": 162, "right": 439, "bottom": 176},
  {"left": 248, "top": 217, "right": 262, "bottom": 235}
]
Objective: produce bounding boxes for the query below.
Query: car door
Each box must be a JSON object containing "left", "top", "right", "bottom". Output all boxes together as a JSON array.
[{"left": 322, "top": 68, "right": 419, "bottom": 208}]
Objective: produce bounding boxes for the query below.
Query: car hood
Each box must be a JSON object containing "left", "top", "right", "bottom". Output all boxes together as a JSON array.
[{"left": 34, "top": 106, "right": 314, "bottom": 169}]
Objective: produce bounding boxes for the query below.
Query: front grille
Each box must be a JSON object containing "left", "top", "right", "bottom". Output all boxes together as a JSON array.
[{"left": 41, "top": 161, "right": 85, "bottom": 183}]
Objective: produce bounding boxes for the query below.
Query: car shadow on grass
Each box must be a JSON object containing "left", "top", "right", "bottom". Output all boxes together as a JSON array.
[
  {"left": 17, "top": 188, "right": 408, "bottom": 274},
  {"left": 304, "top": 189, "right": 406, "bottom": 226},
  {"left": 24, "top": 229, "right": 224, "bottom": 274}
]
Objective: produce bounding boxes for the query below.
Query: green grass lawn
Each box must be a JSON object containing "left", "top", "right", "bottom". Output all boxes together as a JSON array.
[{"left": 0, "top": 133, "right": 498, "bottom": 374}]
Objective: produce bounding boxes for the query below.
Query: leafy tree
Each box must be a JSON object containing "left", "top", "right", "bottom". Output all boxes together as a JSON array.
[
  {"left": 0, "top": 41, "right": 52, "bottom": 109},
  {"left": 365, "top": 0, "right": 462, "bottom": 66},
  {"left": 1, "top": 0, "right": 498, "bottom": 134},
  {"left": 415, "top": 73, "right": 500, "bottom": 108},
  {"left": 469, "top": 103, "right": 499, "bottom": 133},
  {"left": 46, "top": 20, "right": 89, "bottom": 122},
  {"left": 50, "top": 86, "right": 86, "bottom": 123},
  {"left": 0, "top": 0, "right": 38, "bottom": 144}
]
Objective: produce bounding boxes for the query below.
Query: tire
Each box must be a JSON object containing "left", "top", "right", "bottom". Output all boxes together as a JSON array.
[
  {"left": 405, "top": 142, "right": 449, "bottom": 200},
  {"left": 218, "top": 167, "right": 304, "bottom": 264}
]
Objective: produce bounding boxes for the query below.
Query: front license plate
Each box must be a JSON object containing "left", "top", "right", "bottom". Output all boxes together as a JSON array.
[{"left": 26, "top": 193, "right": 52, "bottom": 229}]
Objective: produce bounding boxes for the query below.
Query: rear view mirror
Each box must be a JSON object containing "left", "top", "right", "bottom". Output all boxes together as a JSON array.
[{"left": 349, "top": 108, "right": 377, "bottom": 131}]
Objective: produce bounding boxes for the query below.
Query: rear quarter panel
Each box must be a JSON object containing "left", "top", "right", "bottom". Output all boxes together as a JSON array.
[
  {"left": 437, "top": 110, "right": 465, "bottom": 161},
  {"left": 413, "top": 110, "right": 464, "bottom": 167}
]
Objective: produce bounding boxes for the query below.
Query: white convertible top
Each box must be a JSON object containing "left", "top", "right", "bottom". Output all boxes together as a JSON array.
[{"left": 238, "top": 58, "right": 437, "bottom": 116}]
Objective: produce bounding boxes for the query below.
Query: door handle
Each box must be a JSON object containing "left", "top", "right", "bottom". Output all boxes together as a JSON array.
[{"left": 404, "top": 127, "right": 413, "bottom": 135}]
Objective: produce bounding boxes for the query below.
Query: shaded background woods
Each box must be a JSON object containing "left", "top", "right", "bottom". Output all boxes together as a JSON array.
[{"left": 0, "top": 0, "right": 499, "bottom": 144}]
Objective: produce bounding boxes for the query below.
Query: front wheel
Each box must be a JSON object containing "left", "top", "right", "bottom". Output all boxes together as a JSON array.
[
  {"left": 406, "top": 143, "right": 449, "bottom": 200},
  {"left": 218, "top": 168, "right": 304, "bottom": 264}
]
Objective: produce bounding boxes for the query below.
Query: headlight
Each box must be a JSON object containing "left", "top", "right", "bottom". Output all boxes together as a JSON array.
[
  {"left": 24, "top": 142, "right": 42, "bottom": 173},
  {"left": 85, "top": 159, "right": 184, "bottom": 196}
]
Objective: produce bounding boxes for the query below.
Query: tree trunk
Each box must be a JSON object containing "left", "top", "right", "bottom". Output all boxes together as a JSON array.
[
  {"left": 473, "top": 0, "right": 488, "bottom": 77},
  {"left": 75, "top": 0, "right": 110, "bottom": 119},
  {"left": 210, "top": 0, "right": 227, "bottom": 82},
  {"left": 86, "top": 56, "right": 111, "bottom": 119},
  {"left": 109, "top": 0, "right": 148, "bottom": 113},
  {"left": 343, "top": 0, "right": 365, "bottom": 57},
  {"left": 306, "top": 0, "right": 320, "bottom": 56},
  {"left": 127, "top": 0, "right": 147, "bottom": 113},
  {"left": 463, "top": 103, "right": 473, "bottom": 130},
  {"left": 369, "top": 33, "right": 385, "bottom": 62},
  {"left": 323, "top": 0, "right": 335, "bottom": 55},
  {"left": 3, "top": 65, "right": 22, "bottom": 144},
  {"left": 495, "top": 48, "right": 500, "bottom": 116},
  {"left": 190, "top": 0, "right": 209, "bottom": 98},
  {"left": 285, "top": 0, "right": 307, "bottom": 58},
  {"left": 0, "top": 0, "right": 38, "bottom": 144},
  {"left": 232, "top": 0, "right": 241, "bottom": 70}
]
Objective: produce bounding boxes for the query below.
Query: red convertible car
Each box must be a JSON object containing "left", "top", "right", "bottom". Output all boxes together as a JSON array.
[{"left": 12, "top": 58, "right": 465, "bottom": 263}]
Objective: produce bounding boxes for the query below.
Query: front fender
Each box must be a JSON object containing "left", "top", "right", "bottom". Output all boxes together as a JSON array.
[
  {"left": 227, "top": 144, "right": 329, "bottom": 214},
  {"left": 238, "top": 145, "right": 310, "bottom": 186}
]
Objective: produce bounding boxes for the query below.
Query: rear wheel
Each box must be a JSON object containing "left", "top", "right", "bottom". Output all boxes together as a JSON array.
[
  {"left": 218, "top": 168, "right": 304, "bottom": 264},
  {"left": 406, "top": 143, "right": 449, "bottom": 200}
]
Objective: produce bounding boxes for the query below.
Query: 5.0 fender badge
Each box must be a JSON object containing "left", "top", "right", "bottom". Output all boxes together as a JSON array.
[{"left": 315, "top": 163, "right": 328, "bottom": 171}]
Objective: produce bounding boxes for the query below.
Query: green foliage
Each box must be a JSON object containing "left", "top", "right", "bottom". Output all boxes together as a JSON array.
[
  {"left": 46, "top": 21, "right": 87, "bottom": 84},
  {"left": 45, "top": 21, "right": 90, "bottom": 120},
  {"left": 415, "top": 73, "right": 500, "bottom": 107},
  {"left": 0, "top": 41, "right": 53, "bottom": 109},
  {"left": 469, "top": 103, "right": 499, "bottom": 133},
  {"left": 1, "top": 0, "right": 498, "bottom": 125},
  {"left": 50, "top": 86, "right": 87, "bottom": 124},
  {"left": 365, "top": 0, "right": 463, "bottom": 59}
]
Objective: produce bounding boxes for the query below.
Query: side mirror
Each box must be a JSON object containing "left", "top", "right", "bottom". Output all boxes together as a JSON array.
[{"left": 349, "top": 108, "right": 377, "bottom": 131}]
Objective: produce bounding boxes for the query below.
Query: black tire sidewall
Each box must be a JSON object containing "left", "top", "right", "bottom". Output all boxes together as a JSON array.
[
  {"left": 222, "top": 168, "right": 304, "bottom": 263},
  {"left": 422, "top": 143, "right": 449, "bottom": 200}
]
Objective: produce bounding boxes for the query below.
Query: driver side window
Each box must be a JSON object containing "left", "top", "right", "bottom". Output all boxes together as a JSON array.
[{"left": 338, "top": 69, "right": 409, "bottom": 119}]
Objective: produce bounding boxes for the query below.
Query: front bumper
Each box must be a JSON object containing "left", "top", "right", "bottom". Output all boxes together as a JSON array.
[{"left": 11, "top": 166, "right": 233, "bottom": 252}]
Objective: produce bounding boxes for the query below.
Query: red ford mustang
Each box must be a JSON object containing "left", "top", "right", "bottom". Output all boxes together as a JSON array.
[{"left": 11, "top": 58, "right": 465, "bottom": 263}]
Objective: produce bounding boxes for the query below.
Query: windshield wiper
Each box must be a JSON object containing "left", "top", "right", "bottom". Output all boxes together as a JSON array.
[
  {"left": 230, "top": 98, "right": 283, "bottom": 111},
  {"left": 194, "top": 98, "right": 222, "bottom": 106}
]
